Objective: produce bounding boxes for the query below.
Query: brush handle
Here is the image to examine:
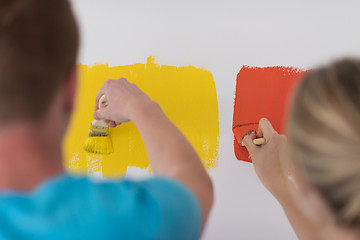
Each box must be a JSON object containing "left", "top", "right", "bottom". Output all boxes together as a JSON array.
[
  {"left": 99, "top": 95, "right": 108, "bottom": 109},
  {"left": 92, "top": 119, "right": 108, "bottom": 127},
  {"left": 92, "top": 95, "right": 109, "bottom": 127}
]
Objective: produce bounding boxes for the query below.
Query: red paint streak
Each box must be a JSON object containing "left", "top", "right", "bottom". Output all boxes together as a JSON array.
[{"left": 232, "top": 66, "right": 305, "bottom": 162}]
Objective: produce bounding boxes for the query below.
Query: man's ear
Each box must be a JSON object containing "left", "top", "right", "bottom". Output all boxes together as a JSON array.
[{"left": 64, "top": 65, "right": 77, "bottom": 113}]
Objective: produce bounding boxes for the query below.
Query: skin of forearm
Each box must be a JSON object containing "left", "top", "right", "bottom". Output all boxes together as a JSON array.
[
  {"left": 130, "top": 101, "right": 213, "bottom": 224},
  {"left": 275, "top": 182, "right": 319, "bottom": 240}
]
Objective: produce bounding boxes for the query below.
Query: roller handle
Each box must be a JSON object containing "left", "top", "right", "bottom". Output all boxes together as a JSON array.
[{"left": 253, "top": 138, "right": 265, "bottom": 145}]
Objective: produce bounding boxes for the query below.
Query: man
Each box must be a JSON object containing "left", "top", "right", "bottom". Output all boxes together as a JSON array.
[{"left": 0, "top": 0, "right": 213, "bottom": 239}]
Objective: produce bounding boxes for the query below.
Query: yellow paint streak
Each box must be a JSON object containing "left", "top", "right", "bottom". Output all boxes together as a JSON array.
[{"left": 63, "top": 57, "right": 219, "bottom": 178}]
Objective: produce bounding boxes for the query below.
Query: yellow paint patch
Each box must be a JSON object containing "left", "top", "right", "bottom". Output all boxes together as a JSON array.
[{"left": 63, "top": 57, "right": 219, "bottom": 178}]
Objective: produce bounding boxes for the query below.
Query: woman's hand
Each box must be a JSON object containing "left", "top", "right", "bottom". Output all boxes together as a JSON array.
[
  {"left": 242, "top": 118, "right": 289, "bottom": 200},
  {"left": 93, "top": 78, "right": 155, "bottom": 128},
  {"left": 242, "top": 118, "right": 326, "bottom": 240}
]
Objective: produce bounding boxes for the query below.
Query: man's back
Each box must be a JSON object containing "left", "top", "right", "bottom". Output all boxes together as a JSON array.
[
  {"left": 0, "top": 1, "right": 213, "bottom": 238},
  {"left": 0, "top": 175, "right": 201, "bottom": 239}
]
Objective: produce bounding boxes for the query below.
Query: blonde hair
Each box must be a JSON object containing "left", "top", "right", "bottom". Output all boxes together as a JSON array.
[{"left": 287, "top": 59, "right": 360, "bottom": 227}]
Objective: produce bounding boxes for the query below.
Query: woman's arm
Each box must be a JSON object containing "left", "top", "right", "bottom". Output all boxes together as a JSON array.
[{"left": 242, "top": 118, "right": 318, "bottom": 240}]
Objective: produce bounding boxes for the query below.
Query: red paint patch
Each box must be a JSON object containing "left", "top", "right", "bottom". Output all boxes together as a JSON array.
[{"left": 232, "top": 66, "right": 305, "bottom": 162}]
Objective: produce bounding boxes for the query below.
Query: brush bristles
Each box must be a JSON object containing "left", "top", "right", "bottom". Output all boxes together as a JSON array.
[
  {"left": 83, "top": 121, "right": 113, "bottom": 154},
  {"left": 83, "top": 136, "right": 113, "bottom": 154}
]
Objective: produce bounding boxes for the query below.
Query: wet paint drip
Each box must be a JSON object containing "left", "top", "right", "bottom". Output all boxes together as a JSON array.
[{"left": 63, "top": 57, "right": 219, "bottom": 177}]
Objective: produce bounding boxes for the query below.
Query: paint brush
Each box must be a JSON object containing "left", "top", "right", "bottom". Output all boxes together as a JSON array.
[
  {"left": 239, "top": 137, "right": 265, "bottom": 146},
  {"left": 83, "top": 95, "right": 113, "bottom": 154},
  {"left": 239, "top": 130, "right": 265, "bottom": 146}
]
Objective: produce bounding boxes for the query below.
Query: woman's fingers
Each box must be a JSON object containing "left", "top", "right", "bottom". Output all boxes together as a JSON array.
[
  {"left": 241, "top": 132, "right": 257, "bottom": 156},
  {"left": 258, "top": 118, "right": 276, "bottom": 139}
]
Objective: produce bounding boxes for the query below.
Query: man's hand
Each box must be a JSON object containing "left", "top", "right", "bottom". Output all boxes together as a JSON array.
[
  {"left": 93, "top": 78, "right": 155, "bottom": 128},
  {"left": 242, "top": 118, "right": 289, "bottom": 200},
  {"left": 92, "top": 77, "right": 213, "bottom": 228}
]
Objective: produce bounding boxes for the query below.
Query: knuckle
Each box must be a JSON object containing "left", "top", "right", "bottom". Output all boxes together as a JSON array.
[
  {"left": 243, "top": 136, "right": 253, "bottom": 149},
  {"left": 259, "top": 118, "right": 267, "bottom": 124},
  {"left": 104, "top": 79, "right": 114, "bottom": 86},
  {"left": 118, "top": 77, "right": 128, "bottom": 82},
  {"left": 243, "top": 135, "right": 250, "bottom": 143}
]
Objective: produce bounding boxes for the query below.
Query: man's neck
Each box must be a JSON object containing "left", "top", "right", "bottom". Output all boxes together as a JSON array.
[{"left": 0, "top": 124, "right": 64, "bottom": 192}]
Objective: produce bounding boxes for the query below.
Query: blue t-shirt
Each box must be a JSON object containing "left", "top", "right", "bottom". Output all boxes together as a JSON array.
[{"left": 0, "top": 175, "right": 202, "bottom": 240}]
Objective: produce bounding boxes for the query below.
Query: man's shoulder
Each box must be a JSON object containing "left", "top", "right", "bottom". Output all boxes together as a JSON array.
[{"left": 0, "top": 175, "right": 201, "bottom": 240}]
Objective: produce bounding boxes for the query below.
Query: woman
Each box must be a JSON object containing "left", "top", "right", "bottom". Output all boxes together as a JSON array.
[{"left": 242, "top": 59, "right": 360, "bottom": 240}]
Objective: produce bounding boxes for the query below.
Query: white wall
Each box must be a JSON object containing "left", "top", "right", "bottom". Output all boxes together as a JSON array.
[{"left": 71, "top": 0, "right": 360, "bottom": 239}]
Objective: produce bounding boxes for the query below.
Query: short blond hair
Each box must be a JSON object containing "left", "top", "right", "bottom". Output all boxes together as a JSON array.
[{"left": 287, "top": 59, "right": 360, "bottom": 227}]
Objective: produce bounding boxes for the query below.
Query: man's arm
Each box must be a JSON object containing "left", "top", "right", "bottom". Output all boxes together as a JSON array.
[
  {"left": 94, "top": 78, "right": 213, "bottom": 226},
  {"left": 130, "top": 102, "right": 214, "bottom": 223}
]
